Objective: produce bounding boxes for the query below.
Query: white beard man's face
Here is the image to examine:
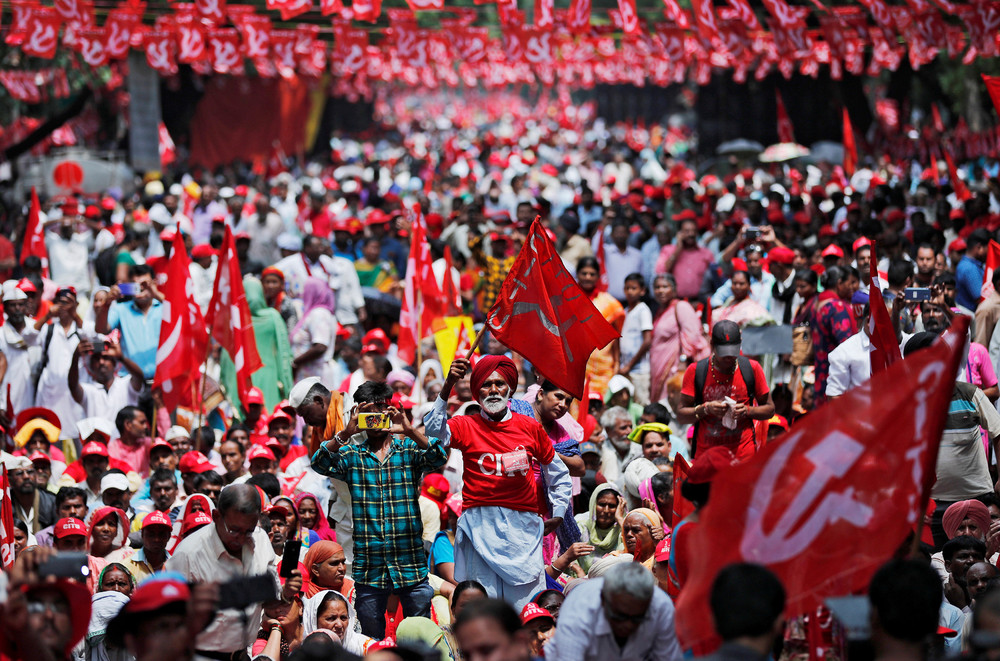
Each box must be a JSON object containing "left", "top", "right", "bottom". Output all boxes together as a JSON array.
[{"left": 482, "top": 392, "right": 510, "bottom": 416}]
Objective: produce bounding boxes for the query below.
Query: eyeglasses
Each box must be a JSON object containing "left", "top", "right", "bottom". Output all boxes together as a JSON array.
[
  {"left": 27, "top": 599, "right": 70, "bottom": 616},
  {"left": 602, "top": 597, "right": 648, "bottom": 625},
  {"left": 219, "top": 517, "right": 256, "bottom": 539}
]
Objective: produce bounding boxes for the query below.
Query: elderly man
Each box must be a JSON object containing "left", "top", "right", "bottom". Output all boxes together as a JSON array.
[
  {"left": 599, "top": 406, "right": 639, "bottom": 487},
  {"left": 424, "top": 355, "right": 572, "bottom": 610},
  {"left": 0, "top": 280, "right": 40, "bottom": 414},
  {"left": 166, "top": 483, "right": 300, "bottom": 659},
  {"left": 7, "top": 455, "right": 56, "bottom": 534},
  {"left": 547, "top": 562, "right": 681, "bottom": 661}
]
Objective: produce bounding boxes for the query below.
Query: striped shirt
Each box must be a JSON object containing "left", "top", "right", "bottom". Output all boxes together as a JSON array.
[
  {"left": 311, "top": 436, "right": 447, "bottom": 588},
  {"left": 931, "top": 382, "right": 1000, "bottom": 502}
]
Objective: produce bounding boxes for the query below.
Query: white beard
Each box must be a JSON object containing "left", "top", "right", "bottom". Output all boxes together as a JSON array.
[{"left": 482, "top": 394, "right": 510, "bottom": 416}]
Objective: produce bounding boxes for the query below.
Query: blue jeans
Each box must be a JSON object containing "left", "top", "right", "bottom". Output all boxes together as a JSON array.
[{"left": 354, "top": 578, "right": 434, "bottom": 638}]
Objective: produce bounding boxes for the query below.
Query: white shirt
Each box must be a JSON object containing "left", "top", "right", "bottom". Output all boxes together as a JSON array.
[
  {"left": 35, "top": 321, "right": 85, "bottom": 438},
  {"left": 0, "top": 321, "right": 39, "bottom": 414},
  {"left": 46, "top": 231, "right": 94, "bottom": 294},
  {"left": 166, "top": 523, "right": 278, "bottom": 653},
  {"left": 546, "top": 577, "right": 682, "bottom": 661},
  {"left": 825, "top": 330, "right": 911, "bottom": 397},
  {"left": 80, "top": 376, "right": 140, "bottom": 422},
  {"left": 274, "top": 253, "right": 365, "bottom": 325},
  {"left": 189, "top": 260, "right": 218, "bottom": 315},
  {"left": 620, "top": 303, "right": 653, "bottom": 375}
]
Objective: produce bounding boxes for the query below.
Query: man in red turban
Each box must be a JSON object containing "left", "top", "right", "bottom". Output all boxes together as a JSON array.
[{"left": 423, "top": 356, "right": 572, "bottom": 612}]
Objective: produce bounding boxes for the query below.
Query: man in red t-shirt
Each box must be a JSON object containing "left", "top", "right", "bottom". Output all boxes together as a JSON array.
[
  {"left": 677, "top": 320, "right": 774, "bottom": 461},
  {"left": 424, "top": 355, "right": 573, "bottom": 611}
]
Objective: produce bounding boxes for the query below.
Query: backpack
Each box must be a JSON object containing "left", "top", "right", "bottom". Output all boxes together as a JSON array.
[
  {"left": 691, "top": 356, "right": 756, "bottom": 458},
  {"left": 94, "top": 247, "right": 118, "bottom": 287}
]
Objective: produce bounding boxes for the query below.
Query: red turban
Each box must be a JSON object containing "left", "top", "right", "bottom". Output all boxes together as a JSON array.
[
  {"left": 469, "top": 355, "right": 518, "bottom": 401},
  {"left": 942, "top": 500, "right": 991, "bottom": 540}
]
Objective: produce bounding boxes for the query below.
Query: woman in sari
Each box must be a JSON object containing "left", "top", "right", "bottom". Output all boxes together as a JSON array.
[
  {"left": 272, "top": 496, "right": 319, "bottom": 550},
  {"left": 291, "top": 278, "right": 337, "bottom": 383},
  {"left": 221, "top": 277, "right": 294, "bottom": 413},
  {"left": 261, "top": 266, "right": 299, "bottom": 338},
  {"left": 302, "top": 590, "right": 374, "bottom": 655},
  {"left": 578, "top": 257, "right": 625, "bottom": 397},
  {"left": 622, "top": 508, "right": 664, "bottom": 569},
  {"left": 573, "top": 483, "right": 626, "bottom": 573},
  {"left": 810, "top": 265, "right": 858, "bottom": 407},
  {"left": 294, "top": 492, "right": 336, "bottom": 542},
  {"left": 713, "top": 270, "right": 774, "bottom": 329},
  {"left": 86, "top": 507, "right": 130, "bottom": 593},
  {"left": 302, "top": 540, "right": 355, "bottom": 601},
  {"left": 649, "top": 273, "right": 709, "bottom": 403}
]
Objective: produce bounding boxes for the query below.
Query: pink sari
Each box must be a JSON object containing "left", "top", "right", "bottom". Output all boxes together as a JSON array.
[
  {"left": 295, "top": 492, "right": 336, "bottom": 542},
  {"left": 649, "top": 299, "right": 709, "bottom": 402}
]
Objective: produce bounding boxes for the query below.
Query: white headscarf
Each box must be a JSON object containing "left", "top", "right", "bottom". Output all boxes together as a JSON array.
[
  {"left": 86, "top": 591, "right": 131, "bottom": 661},
  {"left": 301, "top": 590, "right": 373, "bottom": 655}
]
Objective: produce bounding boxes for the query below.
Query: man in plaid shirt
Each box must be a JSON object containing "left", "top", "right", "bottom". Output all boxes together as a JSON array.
[{"left": 308, "top": 379, "right": 447, "bottom": 638}]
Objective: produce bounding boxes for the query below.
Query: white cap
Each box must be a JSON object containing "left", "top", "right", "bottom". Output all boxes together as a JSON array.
[
  {"left": 287, "top": 377, "right": 322, "bottom": 410},
  {"left": 77, "top": 417, "right": 115, "bottom": 442},
  {"left": 276, "top": 233, "right": 301, "bottom": 252},
  {"left": 219, "top": 186, "right": 236, "bottom": 199},
  {"left": 3, "top": 455, "right": 32, "bottom": 470},
  {"left": 2, "top": 280, "right": 27, "bottom": 302},
  {"left": 100, "top": 473, "right": 130, "bottom": 493},
  {"left": 165, "top": 425, "right": 190, "bottom": 442},
  {"left": 606, "top": 374, "right": 635, "bottom": 397}
]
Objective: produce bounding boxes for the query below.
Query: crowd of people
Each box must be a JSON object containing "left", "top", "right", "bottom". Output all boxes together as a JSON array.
[{"left": 3, "top": 112, "right": 1000, "bottom": 661}]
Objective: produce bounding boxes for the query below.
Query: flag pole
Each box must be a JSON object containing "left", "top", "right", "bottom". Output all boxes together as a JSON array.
[
  {"left": 465, "top": 329, "right": 484, "bottom": 360},
  {"left": 416, "top": 288, "right": 423, "bottom": 401}
]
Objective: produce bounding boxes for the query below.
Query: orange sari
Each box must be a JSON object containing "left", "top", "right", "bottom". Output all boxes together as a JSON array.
[{"left": 584, "top": 291, "right": 626, "bottom": 397}]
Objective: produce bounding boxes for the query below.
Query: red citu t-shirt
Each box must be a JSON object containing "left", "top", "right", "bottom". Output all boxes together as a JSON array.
[
  {"left": 681, "top": 358, "right": 769, "bottom": 460},
  {"left": 447, "top": 413, "right": 555, "bottom": 514}
]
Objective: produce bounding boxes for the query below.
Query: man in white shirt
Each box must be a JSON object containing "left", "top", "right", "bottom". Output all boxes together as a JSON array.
[
  {"left": 0, "top": 281, "right": 39, "bottom": 415},
  {"left": 166, "top": 483, "right": 301, "bottom": 657},
  {"left": 826, "top": 301, "right": 909, "bottom": 398},
  {"left": 274, "top": 235, "right": 366, "bottom": 326},
  {"left": 45, "top": 217, "right": 94, "bottom": 299},
  {"left": 546, "top": 562, "right": 682, "bottom": 661},
  {"left": 69, "top": 339, "right": 143, "bottom": 422}
]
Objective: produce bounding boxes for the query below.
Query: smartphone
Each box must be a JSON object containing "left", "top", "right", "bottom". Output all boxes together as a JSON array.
[
  {"left": 358, "top": 412, "right": 390, "bottom": 429},
  {"left": 279, "top": 539, "right": 302, "bottom": 578},
  {"left": 39, "top": 552, "right": 90, "bottom": 580},
  {"left": 217, "top": 574, "right": 277, "bottom": 610},
  {"left": 904, "top": 287, "right": 931, "bottom": 302},
  {"left": 118, "top": 282, "right": 137, "bottom": 300}
]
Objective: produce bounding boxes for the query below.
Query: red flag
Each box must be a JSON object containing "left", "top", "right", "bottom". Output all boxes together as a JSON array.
[
  {"left": 776, "top": 90, "right": 796, "bottom": 143},
  {"left": 21, "top": 187, "right": 48, "bottom": 277},
  {"left": 675, "top": 317, "right": 969, "bottom": 651},
  {"left": 398, "top": 207, "right": 433, "bottom": 365},
  {"left": 867, "top": 243, "right": 901, "bottom": 375},
  {"left": 485, "top": 218, "right": 620, "bottom": 399},
  {"left": 943, "top": 149, "right": 972, "bottom": 201},
  {"left": 154, "top": 232, "right": 208, "bottom": 411},
  {"left": 577, "top": 376, "right": 592, "bottom": 426},
  {"left": 158, "top": 122, "right": 176, "bottom": 167},
  {"left": 595, "top": 234, "right": 610, "bottom": 293},
  {"left": 442, "top": 245, "right": 462, "bottom": 316},
  {"left": 931, "top": 103, "right": 945, "bottom": 132},
  {"left": 205, "top": 226, "right": 262, "bottom": 409},
  {"left": 455, "top": 322, "right": 478, "bottom": 367},
  {"left": 842, "top": 107, "right": 858, "bottom": 176},
  {"left": 983, "top": 74, "right": 1000, "bottom": 118},
  {"left": 981, "top": 240, "right": 1000, "bottom": 302},
  {"left": 671, "top": 455, "right": 695, "bottom": 527},
  {"left": 0, "top": 466, "right": 13, "bottom": 569}
]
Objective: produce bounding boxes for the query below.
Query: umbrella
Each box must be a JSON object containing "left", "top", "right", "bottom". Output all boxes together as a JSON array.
[
  {"left": 362, "top": 287, "right": 401, "bottom": 319},
  {"left": 808, "top": 141, "right": 846, "bottom": 164},
  {"left": 717, "top": 139, "right": 765, "bottom": 156},
  {"left": 759, "top": 142, "right": 811, "bottom": 163}
]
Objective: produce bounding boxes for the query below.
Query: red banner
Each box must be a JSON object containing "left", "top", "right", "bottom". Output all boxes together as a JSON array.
[
  {"left": 21, "top": 187, "right": 49, "bottom": 274},
  {"left": 982, "top": 240, "right": 1000, "bottom": 302},
  {"left": 867, "top": 243, "right": 901, "bottom": 375},
  {"left": 145, "top": 30, "right": 178, "bottom": 75},
  {"left": 21, "top": 6, "right": 62, "bottom": 58},
  {"left": 1, "top": 467, "right": 14, "bottom": 570},
  {"left": 776, "top": 89, "right": 795, "bottom": 143},
  {"left": 843, "top": 106, "right": 858, "bottom": 176},
  {"left": 671, "top": 455, "right": 696, "bottom": 527},
  {"left": 675, "top": 318, "right": 968, "bottom": 651},
  {"left": 484, "top": 218, "right": 620, "bottom": 399}
]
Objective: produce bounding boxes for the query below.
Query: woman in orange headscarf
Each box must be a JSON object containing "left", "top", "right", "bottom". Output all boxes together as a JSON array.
[{"left": 302, "top": 540, "right": 355, "bottom": 603}]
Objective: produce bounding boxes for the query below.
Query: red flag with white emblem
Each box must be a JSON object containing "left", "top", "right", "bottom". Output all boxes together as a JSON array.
[
  {"left": 21, "top": 187, "right": 48, "bottom": 277},
  {"left": 205, "top": 226, "right": 262, "bottom": 409},
  {"left": 485, "top": 218, "right": 620, "bottom": 399},
  {"left": 398, "top": 206, "right": 433, "bottom": 365},
  {"left": 154, "top": 232, "right": 208, "bottom": 411},
  {"left": 1, "top": 466, "right": 15, "bottom": 569},
  {"left": 675, "top": 318, "right": 968, "bottom": 651},
  {"left": 867, "top": 243, "right": 901, "bottom": 375}
]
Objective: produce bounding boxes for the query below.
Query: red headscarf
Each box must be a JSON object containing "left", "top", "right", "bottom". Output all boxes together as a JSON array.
[
  {"left": 261, "top": 266, "right": 286, "bottom": 309},
  {"left": 469, "top": 355, "right": 518, "bottom": 401},
  {"left": 302, "top": 540, "right": 353, "bottom": 598},
  {"left": 295, "top": 492, "right": 336, "bottom": 542}
]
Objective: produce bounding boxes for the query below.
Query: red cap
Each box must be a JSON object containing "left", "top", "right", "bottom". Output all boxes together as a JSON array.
[
  {"left": 181, "top": 510, "right": 213, "bottom": 536},
  {"left": 673, "top": 209, "right": 698, "bottom": 222},
  {"left": 246, "top": 386, "right": 265, "bottom": 406},
  {"left": 234, "top": 232, "right": 251, "bottom": 242},
  {"left": 84, "top": 205, "right": 101, "bottom": 219},
  {"left": 149, "top": 438, "right": 173, "bottom": 455},
  {"left": 520, "top": 602, "right": 554, "bottom": 626},
  {"left": 362, "top": 343, "right": 383, "bottom": 355},
  {"left": 265, "top": 502, "right": 290, "bottom": 518},
  {"left": 191, "top": 245, "right": 217, "bottom": 259},
  {"left": 949, "top": 238, "right": 967, "bottom": 252},
  {"left": 768, "top": 246, "right": 795, "bottom": 265},
  {"left": 81, "top": 441, "right": 109, "bottom": 458},
  {"left": 331, "top": 217, "right": 353, "bottom": 233},
  {"left": 950, "top": 208, "right": 966, "bottom": 220},
  {"left": 818, "top": 225, "right": 837, "bottom": 238},
  {"left": 768, "top": 415, "right": 789, "bottom": 432},
  {"left": 16, "top": 278, "right": 37, "bottom": 294},
  {"left": 391, "top": 393, "right": 414, "bottom": 410},
  {"left": 686, "top": 446, "right": 736, "bottom": 484},
  {"left": 821, "top": 244, "right": 844, "bottom": 258},
  {"left": 654, "top": 538, "right": 671, "bottom": 563},
  {"left": 100, "top": 197, "right": 117, "bottom": 210},
  {"left": 793, "top": 211, "right": 811, "bottom": 225},
  {"left": 54, "top": 517, "right": 86, "bottom": 539},
  {"left": 178, "top": 451, "right": 214, "bottom": 474},
  {"left": 421, "top": 473, "right": 450, "bottom": 503},
  {"left": 122, "top": 575, "right": 191, "bottom": 615},
  {"left": 142, "top": 510, "right": 173, "bottom": 529},
  {"left": 248, "top": 445, "right": 276, "bottom": 463},
  {"left": 365, "top": 209, "right": 391, "bottom": 226},
  {"left": 268, "top": 406, "right": 294, "bottom": 425},
  {"left": 852, "top": 237, "right": 872, "bottom": 253},
  {"left": 28, "top": 450, "right": 51, "bottom": 465},
  {"left": 887, "top": 209, "right": 907, "bottom": 223},
  {"left": 362, "top": 328, "right": 390, "bottom": 353},
  {"left": 766, "top": 208, "right": 784, "bottom": 223}
]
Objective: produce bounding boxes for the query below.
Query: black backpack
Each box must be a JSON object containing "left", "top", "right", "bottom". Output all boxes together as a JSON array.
[
  {"left": 690, "top": 356, "right": 756, "bottom": 458},
  {"left": 94, "top": 247, "right": 118, "bottom": 287}
]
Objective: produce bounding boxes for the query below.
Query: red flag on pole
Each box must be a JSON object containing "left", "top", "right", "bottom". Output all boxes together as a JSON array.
[
  {"left": 442, "top": 245, "right": 462, "bottom": 316},
  {"left": 675, "top": 317, "right": 969, "bottom": 652},
  {"left": 485, "top": 218, "right": 620, "bottom": 399},
  {"left": 867, "top": 243, "right": 901, "bottom": 375},
  {"left": 398, "top": 207, "right": 433, "bottom": 365},
  {"left": 931, "top": 103, "right": 945, "bottom": 132},
  {"left": 205, "top": 226, "right": 262, "bottom": 409},
  {"left": 983, "top": 74, "right": 1000, "bottom": 118},
  {"left": 842, "top": 107, "right": 858, "bottom": 176},
  {"left": 981, "top": 240, "right": 1000, "bottom": 302},
  {"left": 21, "top": 187, "right": 48, "bottom": 277},
  {"left": 1, "top": 466, "right": 15, "bottom": 569},
  {"left": 671, "top": 455, "right": 696, "bottom": 527},
  {"left": 943, "top": 149, "right": 972, "bottom": 202},
  {"left": 577, "top": 376, "right": 591, "bottom": 426},
  {"left": 776, "top": 90, "right": 796, "bottom": 143},
  {"left": 154, "top": 232, "right": 209, "bottom": 411},
  {"left": 594, "top": 233, "right": 610, "bottom": 293}
]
